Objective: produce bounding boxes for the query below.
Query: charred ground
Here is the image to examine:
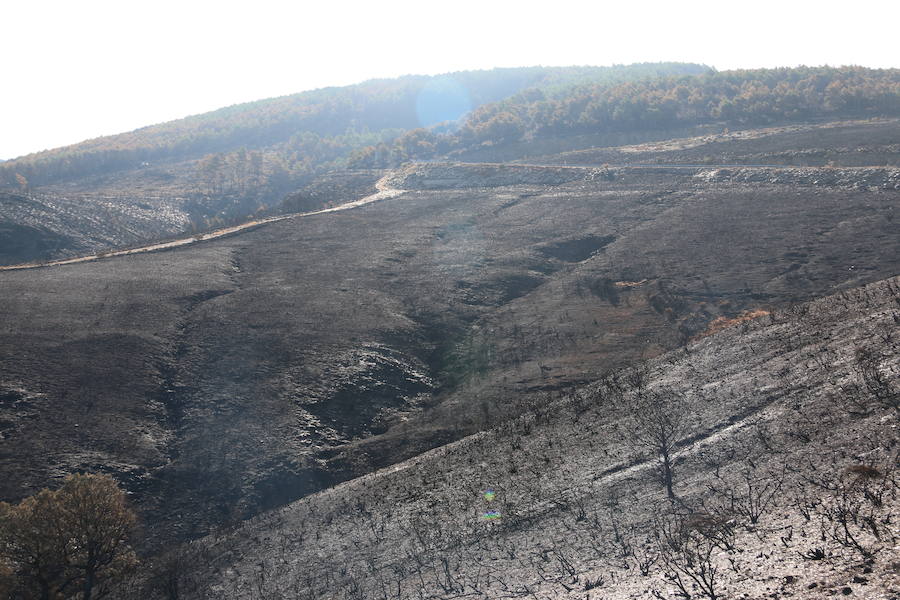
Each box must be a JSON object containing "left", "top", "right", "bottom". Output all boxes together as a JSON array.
[
  {"left": 1, "top": 121, "right": 898, "bottom": 553},
  {"left": 119, "top": 272, "right": 900, "bottom": 600}
]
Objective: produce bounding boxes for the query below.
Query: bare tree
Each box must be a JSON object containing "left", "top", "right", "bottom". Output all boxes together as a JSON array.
[{"left": 624, "top": 388, "right": 690, "bottom": 499}]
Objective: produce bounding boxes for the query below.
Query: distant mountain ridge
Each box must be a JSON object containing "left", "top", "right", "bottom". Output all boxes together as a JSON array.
[
  {"left": 351, "top": 66, "right": 900, "bottom": 167},
  {"left": 3, "top": 64, "right": 899, "bottom": 270},
  {"left": 0, "top": 63, "right": 709, "bottom": 189},
  {"left": 0, "top": 63, "right": 710, "bottom": 266}
]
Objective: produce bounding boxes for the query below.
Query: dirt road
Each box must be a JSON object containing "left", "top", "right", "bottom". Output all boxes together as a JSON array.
[{"left": 0, "top": 175, "right": 405, "bottom": 272}]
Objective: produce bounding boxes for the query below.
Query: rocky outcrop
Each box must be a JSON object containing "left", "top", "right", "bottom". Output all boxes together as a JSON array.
[
  {"left": 695, "top": 166, "right": 900, "bottom": 189},
  {"left": 385, "top": 162, "right": 608, "bottom": 190}
]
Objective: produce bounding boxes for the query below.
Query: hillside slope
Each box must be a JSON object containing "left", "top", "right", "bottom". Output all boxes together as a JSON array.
[
  {"left": 1, "top": 121, "right": 898, "bottom": 549},
  {"left": 0, "top": 64, "right": 708, "bottom": 266},
  {"left": 354, "top": 66, "right": 900, "bottom": 168},
  {"left": 5, "top": 65, "right": 898, "bottom": 268},
  {"left": 122, "top": 274, "right": 900, "bottom": 599}
]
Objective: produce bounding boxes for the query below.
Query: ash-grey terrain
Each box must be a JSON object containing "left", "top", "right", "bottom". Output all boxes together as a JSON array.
[
  {"left": 1, "top": 117, "right": 899, "bottom": 599},
  {"left": 120, "top": 274, "right": 900, "bottom": 599}
]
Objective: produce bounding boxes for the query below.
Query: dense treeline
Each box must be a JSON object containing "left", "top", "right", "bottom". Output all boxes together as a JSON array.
[
  {"left": 350, "top": 66, "right": 900, "bottom": 167},
  {"left": 0, "top": 63, "right": 708, "bottom": 191}
]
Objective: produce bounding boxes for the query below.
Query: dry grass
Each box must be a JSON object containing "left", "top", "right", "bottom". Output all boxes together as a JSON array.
[{"left": 693, "top": 309, "right": 771, "bottom": 340}]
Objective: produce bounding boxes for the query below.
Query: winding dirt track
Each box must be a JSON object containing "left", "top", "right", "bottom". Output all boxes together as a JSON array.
[
  {"left": 1, "top": 161, "right": 871, "bottom": 273},
  {"left": 0, "top": 176, "right": 406, "bottom": 272}
]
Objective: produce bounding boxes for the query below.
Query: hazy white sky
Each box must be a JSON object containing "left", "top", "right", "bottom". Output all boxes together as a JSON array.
[{"left": 2, "top": 0, "right": 898, "bottom": 160}]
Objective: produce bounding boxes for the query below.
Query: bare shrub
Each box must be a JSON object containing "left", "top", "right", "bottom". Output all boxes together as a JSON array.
[
  {"left": 146, "top": 544, "right": 213, "bottom": 600},
  {"left": 844, "top": 346, "right": 899, "bottom": 414},
  {"left": 707, "top": 463, "right": 786, "bottom": 526},
  {"left": 681, "top": 512, "right": 737, "bottom": 553},
  {"left": 805, "top": 457, "right": 899, "bottom": 561},
  {"left": 653, "top": 512, "right": 724, "bottom": 600}
]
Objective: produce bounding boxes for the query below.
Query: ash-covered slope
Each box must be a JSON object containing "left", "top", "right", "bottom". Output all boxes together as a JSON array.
[
  {"left": 0, "top": 189, "right": 194, "bottom": 266},
  {"left": 515, "top": 118, "right": 900, "bottom": 168},
  {"left": 131, "top": 275, "right": 900, "bottom": 600},
  {"left": 1, "top": 154, "right": 899, "bottom": 548}
]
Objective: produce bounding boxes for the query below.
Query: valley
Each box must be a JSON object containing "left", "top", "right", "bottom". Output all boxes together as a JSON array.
[
  {"left": 121, "top": 273, "right": 900, "bottom": 599},
  {"left": 1, "top": 120, "right": 897, "bottom": 554},
  {"left": 1, "top": 64, "right": 899, "bottom": 599}
]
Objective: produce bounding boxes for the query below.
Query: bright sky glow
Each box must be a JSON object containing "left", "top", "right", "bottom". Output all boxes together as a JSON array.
[{"left": 2, "top": 0, "right": 898, "bottom": 160}]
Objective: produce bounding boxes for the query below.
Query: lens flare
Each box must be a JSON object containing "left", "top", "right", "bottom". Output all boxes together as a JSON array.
[{"left": 415, "top": 77, "right": 472, "bottom": 128}]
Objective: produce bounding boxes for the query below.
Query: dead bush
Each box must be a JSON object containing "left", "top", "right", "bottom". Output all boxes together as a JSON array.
[{"left": 653, "top": 512, "right": 725, "bottom": 600}]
